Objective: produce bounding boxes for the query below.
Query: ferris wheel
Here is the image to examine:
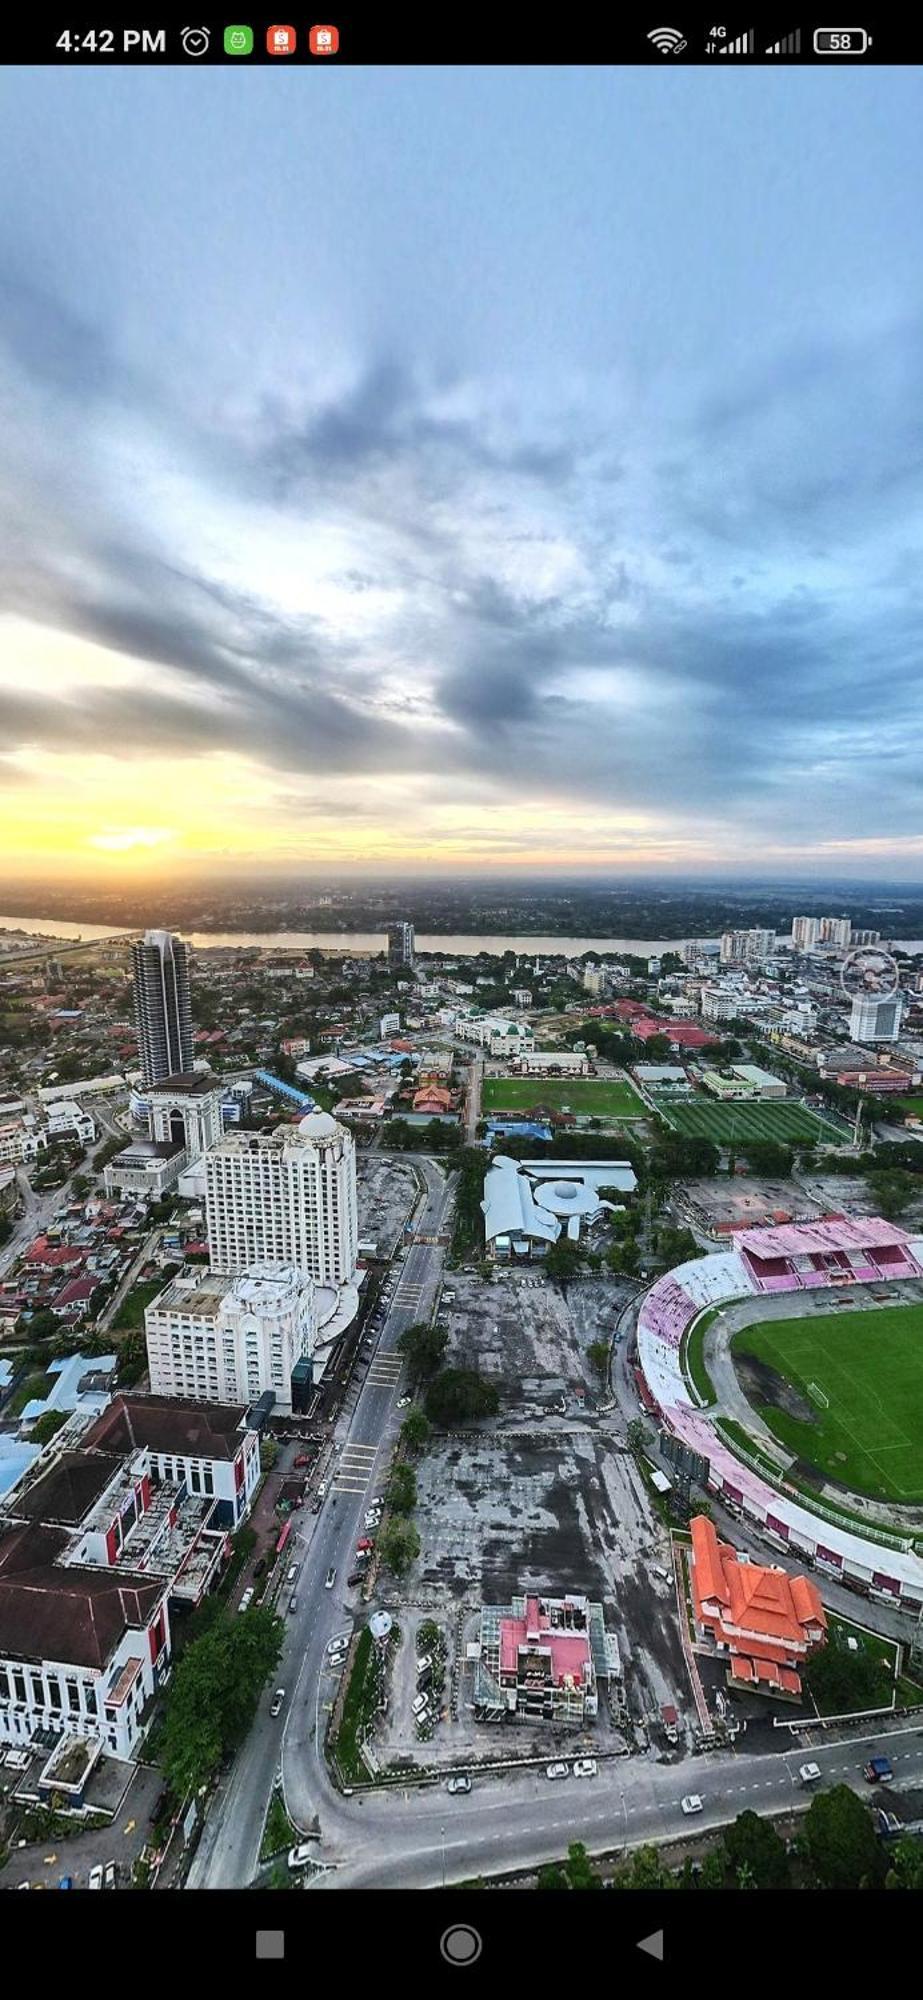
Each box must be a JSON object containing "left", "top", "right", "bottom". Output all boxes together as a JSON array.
[{"left": 840, "top": 945, "right": 900, "bottom": 999}]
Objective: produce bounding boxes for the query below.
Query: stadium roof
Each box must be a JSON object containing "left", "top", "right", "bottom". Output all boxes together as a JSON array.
[{"left": 737, "top": 1218, "right": 912, "bottom": 1257}]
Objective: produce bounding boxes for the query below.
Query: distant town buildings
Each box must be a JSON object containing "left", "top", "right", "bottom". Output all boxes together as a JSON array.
[
  {"left": 132, "top": 930, "right": 193, "bottom": 1085},
  {"left": 791, "top": 914, "right": 856, "bottom": 951},
  {"left": 205, "top": 1111, "right": 359, "bottom": 1287},
  {"left": 719, "top": 928, "right": 775, "bottom": 965}
]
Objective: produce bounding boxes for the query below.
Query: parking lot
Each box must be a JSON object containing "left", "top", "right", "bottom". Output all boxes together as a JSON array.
[{"left": 0, "top": 1757, "right": 163, "bottom": 1890}]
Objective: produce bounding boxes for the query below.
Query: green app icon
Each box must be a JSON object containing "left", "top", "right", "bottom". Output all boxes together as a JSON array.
[{"left": 224, "top": 25, "right": 254, "bottom": 54}]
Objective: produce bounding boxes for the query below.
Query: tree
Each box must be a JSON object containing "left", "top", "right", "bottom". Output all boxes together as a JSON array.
[
  {"left": 544, "top": 1237, "right": 584, "bottom": 1282},
  {"left": 885, "top": 1836, "right": 923, "bottom": 1891},
  {"left": 378, "top": 1518, "right": 420, "bottom": 1578},
  {"left": 612, "top": 1844, "right": 672, "bottom": 1890},
  {"left": 587, "top": 1339, "right": 610, "bottom": 1381},
  {"left": 564, "top": 1841, "right": 600, "bottom": 1889},
  {"left": 741, "top": 1141, "right": 794, "bottom": 1179},
  {"left": 400, "top": 1408, "right": 431, "bottom": 1455},
  {"left": 722, "top": 1810, "right": 790, "bottom": 1890},
  {"left": 397, "top": 1321, "right": 448, "bottom": 1384},
  {"left": 71, "top": 1173, "right": 91, "bottom": 1200},
  {"left": 536, "top": 1863, "right": 569, "bottom": 1889},
  {"left": 424, "top": 1368, "right": 500, "bottom": 1428},
  {"left": 802, "top": 1784, "right": 883, "bottom": 1889},
  {"left": 29, "top": 1409, "right": 69, "bottom": 1445},
  {"left": 627, "top": 1419, "right": 648, "bottom": 1452},
  {"left": 388, "top": 1463, "right": 418, "bottom": 1514},
  {"left": 865, "top": 1168, "right": 916, "bottom": 1221},
  {"left": 160, "top": 1606, "right": 283, "bottom": 1798},
  {"left": 25, "top": 1309, "right": 59, "bottom": 1341},
  {"left": 804, "top": 1629, "right": 887, "bottom": 1714}
]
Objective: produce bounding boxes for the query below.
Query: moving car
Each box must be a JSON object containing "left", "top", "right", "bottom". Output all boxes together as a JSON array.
[
  {"left": 545, "top": 1762, "right": 569, "bottom": 1781},
  {"left": 325, "top": 1566, "right": 337, "bottom": 1589},
  {"left": 573, "top": 1758, "right": 597, "bottom": 1779},
  {"left": 681, "top": 1794, "right": 704, "bottom": 1815},
  {"left": 238, "top": 1587, "right": 254, "bottom": 1614},
  {"left": 865, "top": 1756, "right": 894, "bottom": 1784},
  {"left": 288, "top": 1844, "right": 313, "bottom": 1872},
  {"left": 446, "top": 1773, "right": 471, "bottom": 1796},
  {"left": 270, "top": 1688, "right": 286, "bottom": 1718},
  {"left": 88, "top": 1866, "right": 104, "bottom": 1890},
  {"left": 799, "top": 1763, "right": 822, "bottom": 1786}
]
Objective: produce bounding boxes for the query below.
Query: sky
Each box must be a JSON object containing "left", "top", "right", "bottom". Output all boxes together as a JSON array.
[{"left": 1, "top": 64, "right": 922, "bottom": 885}]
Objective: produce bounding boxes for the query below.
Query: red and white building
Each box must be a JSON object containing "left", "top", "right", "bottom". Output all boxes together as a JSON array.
[
  {"left": 0, "top": 1395, "right": 261, "bottom": 1759},
  {"left": 474, "top": 1591, "right": 621, "bottom": 1722}
]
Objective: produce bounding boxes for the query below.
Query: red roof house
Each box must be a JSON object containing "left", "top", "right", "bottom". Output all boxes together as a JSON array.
[{"left": 690, "top": 1514, "right": 826, "bottom": 1698}]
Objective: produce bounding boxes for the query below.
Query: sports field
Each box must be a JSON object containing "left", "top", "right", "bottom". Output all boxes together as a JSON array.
[
  {"left": 731, "top": 1303, "right": 923, "bottom": 1502},
  {"left": 650, "top": 1094, "right": 845, "bottom": 1147},
  {"left": 482, "top": 1075, "right": 645, "bottom": 1119}
]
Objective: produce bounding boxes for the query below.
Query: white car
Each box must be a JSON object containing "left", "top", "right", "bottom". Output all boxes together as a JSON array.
[
  {"left": 325, "top": 1566, "right": 337, "bottom": 1589},
  {"left": 88, "top": 1865, "right": 104, "bottom": 1890},
  {"left": 412, "top": 1692, "right": 430, "bottom": 1717},
  {"left": 573, "top": 1758, "right": 597, "bottom": 1779},
  {"left": 546, "top": 1762, "right": 569, "bottom": 1781},
  {"left": 799, "top": 1763, "right": 822, "bottom": 1786},
  {"left": 238, "top": 1587, "right": 254, "bottom": 1613},
  {"left": 397, "top": 1395, "right": 412, "bottom": 1408},
  {"left": 288, "top": 1843, "right": 313, "bottom": 1871},
  {"left": 681, "top": 1793, "right": 703, "bottom": 1815},
  {"left": 446, "top": 1773, "right": 471, "bottom": 1796},
  {"left": 286, "top": 1563, "right": 299, "bottom": 1583},
  {"left": 364, "top": 1510, "right": 381, "bottom": 1527},
  {"left": 270, "top": 1688, "right": 286, "bottom": 1718}
]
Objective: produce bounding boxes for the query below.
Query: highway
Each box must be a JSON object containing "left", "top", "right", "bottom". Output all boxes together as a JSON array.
[{"left": 186, "top": 1153, "right": 455, "bottom": 1889}]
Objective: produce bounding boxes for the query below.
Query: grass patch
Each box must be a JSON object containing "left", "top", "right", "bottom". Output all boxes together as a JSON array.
[
  {"left": 482, "top": 1074, "right": 645, "bottom": 1119},
  {"left": 731, "top": 1302, "right": 923, "bottom": 1503},
  {"left": 4, "top": 1369, "right": 52, "bottom": 1417},
  {"left": 111, "top": 1276, "right": 170, "bottom": 1330},
  {"left": 651, "top": 1095, "right": 846, "bottom": 1146},
  {"left": 332, "top": 1627, "right": 375, "bottom": 1783},
  {"left": 683, "top": 1306, "right": 720, "bottom": 1407},
  {"left": 715, "top": 1417, "right": 781, "bottom": 1479},
  {"left": 260, "top": 1794, "right": 298, "bottom": 1863}
]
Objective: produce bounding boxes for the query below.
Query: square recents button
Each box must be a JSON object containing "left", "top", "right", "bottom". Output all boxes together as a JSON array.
[{"left": 256, "top": 1933, "right": 285, "bottom": 1961}]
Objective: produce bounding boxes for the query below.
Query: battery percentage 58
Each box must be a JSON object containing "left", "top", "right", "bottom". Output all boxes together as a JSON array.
[{"left": 813, "top": 28, "right": 872, "bottom": 53}]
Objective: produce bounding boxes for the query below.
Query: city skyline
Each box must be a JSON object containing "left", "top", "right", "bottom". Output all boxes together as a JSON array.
[{"left": 2, "top": 67, "right": 923, "bottom": 882}]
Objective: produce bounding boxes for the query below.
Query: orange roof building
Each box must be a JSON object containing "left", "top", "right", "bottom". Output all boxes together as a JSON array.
[
  {"left": 412, "top": 1084, "right": 454, "bottom": 1114},
  {"left": 689, "top": 1514, "right": 826, "bottom": 1699}
]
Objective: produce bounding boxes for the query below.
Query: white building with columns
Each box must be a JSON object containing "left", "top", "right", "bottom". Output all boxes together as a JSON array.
[{"left": 145, "top": 1262, "right": 318, "bottom": 1412}]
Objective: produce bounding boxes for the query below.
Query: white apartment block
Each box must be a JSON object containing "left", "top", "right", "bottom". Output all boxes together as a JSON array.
[
  {"left": 146, "top": 1263, "right": 317, "bottom": 1413},
  {"left": 518, "top": 1048, "right": 589, "bottom": 1075},
  {"left": 205, "top": 1111, "right": 358, "bottom": 1286},
  {"left": 456, "top": 1014, "right": 535, "bottom": 1057},
  {"left": 0, "top": 1119, "right": 48, "bottom": 1166},
  {"left": 719, "top": 928, "right": 775, "bottom": 965}
]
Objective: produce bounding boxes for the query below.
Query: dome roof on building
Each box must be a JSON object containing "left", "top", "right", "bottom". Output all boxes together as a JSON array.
[{"left": 297, "top": 1110, "right": 340, "bottom": 1140}]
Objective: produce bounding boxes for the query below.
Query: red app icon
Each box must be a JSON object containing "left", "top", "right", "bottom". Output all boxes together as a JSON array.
[
  {"left": 309, "top": 24, "right": 339, "bottom": 55},
  {"left": 267, "top": 24, "right": 296, "bottom": 54}
]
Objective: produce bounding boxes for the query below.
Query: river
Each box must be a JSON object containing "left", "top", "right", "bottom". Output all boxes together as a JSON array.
[{"left": 2, "top": 912, "right": 922, "bottom": 959}]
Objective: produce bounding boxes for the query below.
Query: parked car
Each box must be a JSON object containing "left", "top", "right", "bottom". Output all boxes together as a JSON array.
[
  {"left": 412, "top": 1693, "right": 430, "bottom": 1717},
  {"left": 317, "top": 1482, "right": 326, "bottom": 1500},
  {"left": 88, "top": 1866, "right": 104, "bottom": 1890},
  {"left": 288, "top": 1844, "right": 313, "bottom": 1872},
  {"left": 799, "top": 1763, "right": 822, "bottom": 1786},
  {"left": 346, "top": 1570, "right": 364, "bottom": 1588},
  {"left": 59, "top": 1877, "right": 73, "bottom": 1890},
  {"left": 573, "top": 1758, "right": 597, "bottom": 1779},
  {"left": 238, "top": 1587, "right": 254, "bottom": 1613},
  {"left": 415, "top": 1654, "right": 433, "bottom": 1676},
  {"left": 270, "top": 1688, "right": 286, "bottom": 1718},
  {"left": 104, "top": 1862, "right": 117, "bottom": 1889},
  {"left": 325, "top": 1567, "right": 337, "bottom": 1589},
  {"left": 545, "top": 1762, "right": 569, "bottom": 1781},
  {"left": 286, "top": 1563, "right": 299, "bottom": 1583},
  {"left": 364, "top": 1511, "right": 381, "bottom": 1528},
  {"left": 355, "top": 1537, "right": 373, "bottom": 1553},
  {"left": 327, "top": 1647, "right": 347, "bottom": 1668},
  {"left": 288, "top": 1595, "right": 298, "bottom": 1615},
  {"left": 293, "top": 1454, "right": 310, "bottom": 1468},
  {"left": 681, "top": 1794, "right": 703, "bottom": 1815},
  {"left": 397, "top": 1395, "right": 412, "bottom": 1408},
  {"left": 446, "top": 1773, "right": 471, "bottom": 1795}
]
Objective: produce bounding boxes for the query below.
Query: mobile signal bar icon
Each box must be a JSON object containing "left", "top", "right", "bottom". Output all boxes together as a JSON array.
[
  {"left": 647, "top": 26, "right": 687, "bottom": 53},
  {"left": 718, "top": 28, "right": 755, "bottom": 52},
  {"left": 766, "top": 27, "right": 801, "bottom": 51}
]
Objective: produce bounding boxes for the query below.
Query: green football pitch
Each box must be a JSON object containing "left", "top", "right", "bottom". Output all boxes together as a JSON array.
[
  {"left": 650, "top": 1095, "right": 845, "bottom": 1146},
  {"left": 481, "top": 1075, "right": 645, "bottom": 1118},
  {"left": 731, "top": 1303, "right": 923, "bottom": 1502}
]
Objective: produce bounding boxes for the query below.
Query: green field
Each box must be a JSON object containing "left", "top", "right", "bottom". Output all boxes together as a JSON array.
[
  {"left": 651, "top": 1094, "right": 845, "bottom": 1147},
  {"left": 732, "top": 1303, "right": 923, "bottom": 1502},
  {"left": 482, "top": 1075, "right": 646, "bottom": 1119},
  {"left": 896, "top": 1096, "right": 923, "bottom": 1120}
]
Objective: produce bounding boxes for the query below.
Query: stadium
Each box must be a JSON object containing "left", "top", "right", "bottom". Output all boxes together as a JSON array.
[
  {"left": 634, "top": 1217, "right": 923, "bottom": 1613},
  {"left": 648, "top": 1093, "right": 847, "bottom": 1147}
]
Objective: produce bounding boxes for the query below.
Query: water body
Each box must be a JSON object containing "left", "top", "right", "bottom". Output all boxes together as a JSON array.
[{"left": 2, "top": 912, "right": 922, "bottom": 958}]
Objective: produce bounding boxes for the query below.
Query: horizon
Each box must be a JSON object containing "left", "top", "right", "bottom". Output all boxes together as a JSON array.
[{"left": 2, "top": 67, "right": 923, "bottom": 883}]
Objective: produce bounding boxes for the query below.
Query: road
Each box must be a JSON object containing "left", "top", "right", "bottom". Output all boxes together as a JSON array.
[
  {"left": 187, "top": 1153, "right": 455, "bottom": 1889},
  {"left": 464, "top": 1056, "right": 483, "bottom": 1143}
]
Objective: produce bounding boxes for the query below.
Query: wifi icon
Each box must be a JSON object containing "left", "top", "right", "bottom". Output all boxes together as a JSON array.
[{"left": 647, "top": 26, "right": 687, "bottom": 54}]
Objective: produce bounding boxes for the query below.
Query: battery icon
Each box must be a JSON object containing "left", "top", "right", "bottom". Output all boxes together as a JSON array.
[{"left": 813, "top": 27, "right": 872, "bottom": 52}]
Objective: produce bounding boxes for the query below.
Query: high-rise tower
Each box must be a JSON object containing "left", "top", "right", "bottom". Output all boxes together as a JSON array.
[{"left": 132, "top": 929, "right": 193, "bottom": 1085}]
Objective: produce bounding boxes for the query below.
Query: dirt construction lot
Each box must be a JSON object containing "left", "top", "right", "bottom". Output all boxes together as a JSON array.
[
  {"left": 356, "top": 1155, "right": 418, "bottom": 1256},
  {"left": 368, "top": 1272, "right": 699, "bottom": 1771}
]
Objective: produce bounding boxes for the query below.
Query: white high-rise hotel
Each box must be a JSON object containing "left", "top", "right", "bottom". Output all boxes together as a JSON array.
[{"left": 205, "top": 1110, "right": 359, "bottom": 1286}]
